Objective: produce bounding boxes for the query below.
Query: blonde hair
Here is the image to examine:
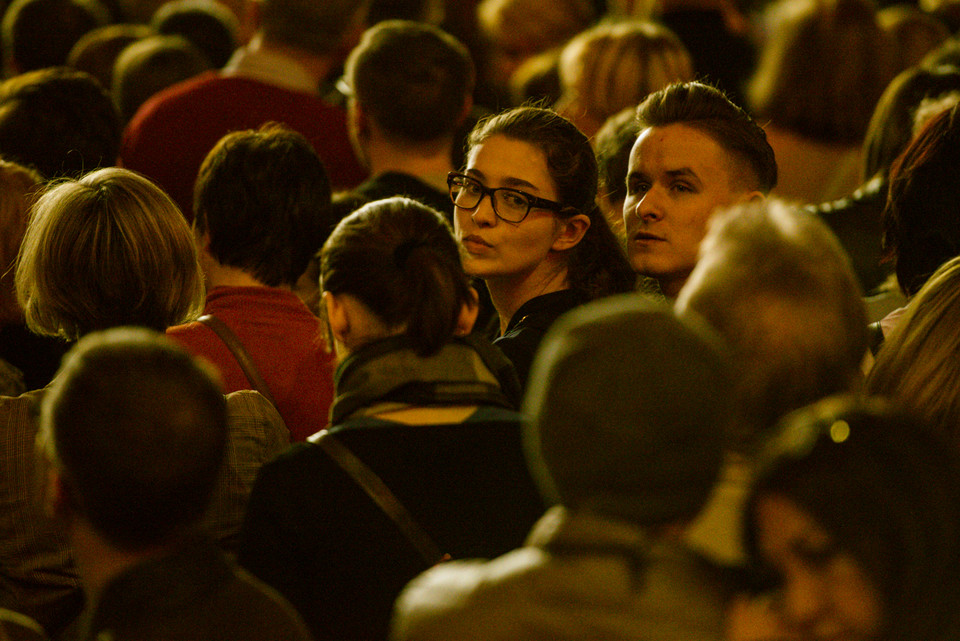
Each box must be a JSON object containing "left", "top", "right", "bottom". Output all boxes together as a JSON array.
[
  {"left": 867, "top": 255, "right": 960, "bottom": 444},
  {"left": 557, "top": 20, "right": 693, "bottom": 136},
  {"left": 0, "top": 159, "right": 42, "bottom": 324},
  {"left": 16, "top": 167, "right": 204, "bottom": 339}
]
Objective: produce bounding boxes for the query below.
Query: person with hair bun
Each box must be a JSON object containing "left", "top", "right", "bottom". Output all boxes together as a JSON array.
[
  {"left": 238, "top": 197, "right": 544, "bottom": 641},
  {"left": 452, "top": 106, "right": 635, "bottom": 387}
]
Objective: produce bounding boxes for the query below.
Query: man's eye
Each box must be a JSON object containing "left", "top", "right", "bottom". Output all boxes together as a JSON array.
[
  {"left": 629, "top": 182, "right": 650, "bottom": 195},
  {"left": 673, "top": 183, "right": 694, "bottom": 193}
]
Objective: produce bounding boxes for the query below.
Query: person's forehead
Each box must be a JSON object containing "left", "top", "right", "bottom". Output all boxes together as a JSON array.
[{"left": 629, "top": 122, "right": 737, "bottom": 183}]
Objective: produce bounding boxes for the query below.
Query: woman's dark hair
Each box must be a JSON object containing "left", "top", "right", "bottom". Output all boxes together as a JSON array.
[
  {"left": 862, "top": 64, "right": 960, "bottom": 182},
  {"left": 882, "top": 102, "right": 960, "bottom": 297},
  {"left": 745, "top": 396, "right": 960, "bottom": 641},
  {"left": 320, "top": 197, "right": 474, "bottom": 357},
  {"left": 467, "top": 106, "right": 635, "bottom": 299}
]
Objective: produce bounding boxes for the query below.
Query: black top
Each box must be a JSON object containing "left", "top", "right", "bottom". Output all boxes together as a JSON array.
[
  {"left": 83, "top": 536, "right": 311, "bottom": 641},
  {"left": 492, "top": 289, "right": 588, "bottom": 389},
  {"left": 350, "top": 172, "right": 453, "bottom": 223},
  {"left": 0, "top": 324, "right": 68, "bottom": 391},
  {"left": 237, "top": 337, "right": 544, "bottom": 641}
]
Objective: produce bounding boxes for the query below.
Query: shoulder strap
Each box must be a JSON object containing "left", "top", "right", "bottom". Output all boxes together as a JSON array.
[
  {"left": 309, "top": 429, "right": 448, "bottom": 566},
  {"left": 197, "top": 314, "right": 277, "bottom": 407}
]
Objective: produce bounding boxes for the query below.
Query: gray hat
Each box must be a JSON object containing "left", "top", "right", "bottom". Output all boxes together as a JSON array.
[{"left": 523, "top": 293, "right": 734, "bottom": 526}]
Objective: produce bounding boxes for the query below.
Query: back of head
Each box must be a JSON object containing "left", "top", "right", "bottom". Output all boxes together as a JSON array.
[
  {"left": 193, "top": 124, "right": 332, "bottom": 287},
  {"left": 113, "top": 35, "right": 212, "bottom": 125},
  {"left": 676, "top": 200, "right": 867, "bottom": 448},
  {"left": 67, "top": 23, "right": 155, "bottom": 91},
  {"left": 862, "top": 64, "right": 960, "bottom": 182},
  {"left": 636, "top": 81, "right": 777, "bottom": 194},
  {"left": 345, "top": 20, "right": 474, "bottom": 144},
  {"left": 524, "top": 294, "right": 733, "bottom": 526},
  {"left": 259, "top": 0, "right": 367, "bottom": 56},
  {"left": 40, "top": 327, "right": 227, "bottom": 550},
  {"left": 321, "top": 197, "right": 473, "bottom": 357},
  {"left": 0, "top": 159, "right": 42, "bottom": 325},
  {"left": 0, "top": 67, "right": 120, "bottom": 179},
  {"left": 867, "top": 256, "right": 960, "bottom": 444},
  {"left": 879, "top": 5, "right": 951, "bottom": 73},
  {"left": 883, "top": 103, "right": 960, "bottom": 297},
  {"left": 594, "top": 106, "right": 638, "bottom": 241},
  {"left": 557, "top": 19, "right": 694, "bottom": 133},
  {"left": 748, "top": 0, "right": 894, "bottom": 145},
  {"left": 747, "top": 396, "right": 960, "bottom": 641},
  {"left": 151, "top": 0, "right": 239, "bottom": 68},
  {"left": 468, "top": 106, "right": 636, "bottom": 299},
  {"left": 1, "top": 0, "right": 110, "bottom": 75},
  {"left": 16, "top": 167, "right": 204, "bottom": 340}
]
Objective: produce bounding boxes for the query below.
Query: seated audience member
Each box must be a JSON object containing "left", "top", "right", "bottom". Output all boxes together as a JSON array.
[
  {"left": 168, "top": 125, "right": 336, "bottom": 442},
  {"left": 3, "top": 168, "right": 287, "bottom": 638},
  {"left": 36, "top": 328, "right": 312, "bottom": 641},
  {"left": 594, "top": 106, "right": 637, "bottom": 244},
  {"left": 867, "top": 255, "right": 960, "bottom": 437},
  {"left": 748, "top": 0, "right": 895, "bottom": 205},
  {"left": 67, "top": 23, "right": 155, "bottom": 92},
  {"left": 624, "top": 81, "right": 776, "bottom": 298},
  {"left": 0, "top": 68, "right": 120, "bottom": 179},
  {"left": 340, "top": 20, "right": 474, "bottom": 219},
  {"left": 0, "top": 159, "right": 67, "bottom": 392},
  {"left": 474, "top": 0, "right": 595, "bottom": 108},
  {"left": 112, "top": 35, "right": 213, "bottom": 126},
  {"left": 738, "top": 397, "right": 960, "bottom": 641},
  {"left": 1, "top": 0, "right": 109, "bottom": 77},
  {"left": 879, "top": 5, "right": 951, "bottom": 72},
  {"left": 151, "top": 0, "right": 240, "bottom": 68},
  {"left": 392, "top": 294, "right": 735, "bottom": 641},
  {"left": 676, "top": 199, "right": 867, "bottom": 566},
  {"left": 555, "top": 19, "right": 694, "bottom": 139},
  {"left": 119, "top": 0, "right": 368, "bottom": 220},
  {"left": 811, "top": 64, "right": 960, "bottom": 297},
  {"left": 453, "top": 106, "right": 635, "bottom": 387},
  {"left": 875, "top": 101, "right": 960, "bottom": 341},
  {"left": 238, "top": 197, "right": 542, "bottom": 641}
]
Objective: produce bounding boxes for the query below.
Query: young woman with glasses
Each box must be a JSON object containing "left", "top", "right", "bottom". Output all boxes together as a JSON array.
[{"left": 448, "top": 106, "right": 635, "bottom": 387}]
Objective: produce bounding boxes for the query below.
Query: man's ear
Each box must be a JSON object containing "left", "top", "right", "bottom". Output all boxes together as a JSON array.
[
  {"left": 741, "top": 190, "right": 766, "bottom": 205},
  {"left": 551, "top": 213, "right": 591, "bottom": 252},
  {"left": 323, "top": 291, "right": 350, "bottom": 345},
  {"left": 454, "top": 287, "right": 480, "bottom": 336}
]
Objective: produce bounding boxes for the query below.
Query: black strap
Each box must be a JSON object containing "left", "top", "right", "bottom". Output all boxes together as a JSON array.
[
  {"left": 309, "top": 429, "right": 448, "bottom": 566},
  {"left": 197, "top": 314, "right": 277, "bottom": 407}
]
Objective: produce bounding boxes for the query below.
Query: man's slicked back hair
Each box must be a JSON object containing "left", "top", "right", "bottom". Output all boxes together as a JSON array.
[{"left": 636, "top": 81, "right": 777, "bottom": 194}]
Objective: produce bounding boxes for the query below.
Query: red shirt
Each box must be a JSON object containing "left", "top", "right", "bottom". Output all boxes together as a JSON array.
[{"left": 168, "top": 286, "right": 335, "bottom": 441}]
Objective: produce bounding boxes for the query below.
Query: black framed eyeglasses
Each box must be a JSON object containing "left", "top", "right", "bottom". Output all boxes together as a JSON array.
[{"left": 447, "top": 172, "right": 565, "bottom": 223}]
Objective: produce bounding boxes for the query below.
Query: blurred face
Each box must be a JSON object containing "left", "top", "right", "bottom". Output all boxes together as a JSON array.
[
  {"left": 454, "top": 135, "right": 566, "bottom": 286},
  {"left": 623, "top": 123, "right": 759, "bottom": 297},
  {"left": 754, "top": 493, "right": 884, "bottom": 641}
]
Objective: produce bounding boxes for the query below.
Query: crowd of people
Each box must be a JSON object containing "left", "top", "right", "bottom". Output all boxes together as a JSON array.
[{"left": 1, "top": 0, "right": 960, "bottom": 639}]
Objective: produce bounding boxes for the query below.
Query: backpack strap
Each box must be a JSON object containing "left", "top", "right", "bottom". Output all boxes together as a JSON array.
[
  {"left": 309, "top": 429, "right": 448, "bottom": 566},
  {"left": 197, "top": 314, "right": 277, "bottom": 407}
]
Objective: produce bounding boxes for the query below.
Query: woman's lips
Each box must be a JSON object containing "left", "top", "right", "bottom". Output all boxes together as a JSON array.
[{"left": 461, "top": 235, "right": 493, "bottom": 253}]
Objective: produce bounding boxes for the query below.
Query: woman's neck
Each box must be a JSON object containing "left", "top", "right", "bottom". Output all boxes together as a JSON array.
[{"left": 486, "top": 264, "right": 571, "bottom": 335}]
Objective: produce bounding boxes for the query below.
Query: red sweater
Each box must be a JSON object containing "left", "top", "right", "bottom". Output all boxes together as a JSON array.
[
  {"left": 119, "top": 72, "right": 367, "bottom": 221},
  {"left": 168, "top": 286, "right": 335, "bottom": 441}
]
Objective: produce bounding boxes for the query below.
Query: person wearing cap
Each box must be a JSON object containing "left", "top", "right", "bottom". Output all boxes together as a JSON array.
[{"left": 390, "top": 293, "right": 735, "bottom": 641}]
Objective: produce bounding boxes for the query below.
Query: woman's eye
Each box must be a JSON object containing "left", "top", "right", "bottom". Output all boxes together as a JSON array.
[
  {"left": 464, "top": 181, "right": 482, "bottom": 196},
  {"left": 501, "top": 192, "right": 528, "bottom": 210}
]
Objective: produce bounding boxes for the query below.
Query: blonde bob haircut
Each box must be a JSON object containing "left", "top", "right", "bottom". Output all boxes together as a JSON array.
[
  {"left": 867, "top": 255, "right": 960, "bottom": 444},
  {"left": 16, "top": 167, "right": 204, "bottom": 339}
]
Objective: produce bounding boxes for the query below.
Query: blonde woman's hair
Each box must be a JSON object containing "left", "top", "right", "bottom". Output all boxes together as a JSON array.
[
  {"left": 15, "top": 167, "right": 204, "bottom": 339},
  {"left": 557, "top": 20, "right": 693, "bottom": 136},
  {"left": 867, "top": 255, "right": 960, "bottom": 443},
  {"left": 0, "top": 158, "right": 42, "bottom": 324}
]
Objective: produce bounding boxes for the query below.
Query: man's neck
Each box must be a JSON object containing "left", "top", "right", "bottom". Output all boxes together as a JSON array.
[
  {"left": 365, "top": 140, "right": 454, "bottom": 193},
  {"left": 241, "top": 34, "right": 338, "bottom": 86},
  {"left": 202, "top": 260, "right": 279, "bottom": 291},
  {"left": 71, "top": 519, "right": 172, "bottom": 606}
]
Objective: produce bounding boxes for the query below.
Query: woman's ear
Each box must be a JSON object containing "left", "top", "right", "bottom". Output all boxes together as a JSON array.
[
  {"left": 455, "top": 287, "right": 481, "bottom": 336},
  {"left": 551, "top": 213, "right": 591, "bottom": 251}
]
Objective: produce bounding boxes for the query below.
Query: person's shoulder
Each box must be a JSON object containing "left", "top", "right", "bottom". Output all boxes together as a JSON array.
[
  {"left": 125, "top": 70, "right": 222, "bottom": 125},
  {"left": 225, "top": 565, "right": 315, "bottom": 640},
  {"left": 392, "top": 549, "right": 546, "bottom": 641}
]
